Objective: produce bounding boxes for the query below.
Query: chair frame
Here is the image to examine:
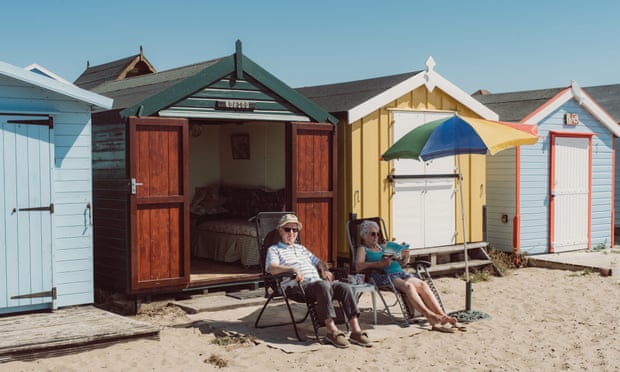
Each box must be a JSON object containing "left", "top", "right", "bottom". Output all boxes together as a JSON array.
[
  {"left": 346, "top": 216, "right": 445, "bottom": 326},
  {"left": 253, "top": 211, "right": 332, "bottom": 342}
]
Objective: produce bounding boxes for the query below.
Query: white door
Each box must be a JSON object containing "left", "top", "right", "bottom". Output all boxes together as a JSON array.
[
  {"left": 552, "top": 136, "right": 589, "bottom": 252},
  {"left": 391, "top": 111, "right": 455, "bottom": 248},
  {"left": 0, "top": 115, "right": 54, "bottom": 313}
]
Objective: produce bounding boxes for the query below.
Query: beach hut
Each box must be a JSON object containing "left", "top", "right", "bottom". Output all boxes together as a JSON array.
[
  {"left": 0, "top": 61, "right": 112, "bottom": 315},
  {"left": 581, "top": 84, "right": 620, "bottom": 239},
  {"left": 474, "top": 82, "right": 620, "bottom": 256},
  {"left": 81, "top": 41, "right": 338, "bottom": 310},
  {"left": 297, "top": 57, "right": 498, "bottom": 269}
]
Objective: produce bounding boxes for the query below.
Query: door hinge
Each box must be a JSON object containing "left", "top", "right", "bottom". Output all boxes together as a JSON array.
[
  {"left": 18, "top": 203, "right": 54, "bottom": 213},
  {"left": 11, "top": 287, "right": 56, "bottom": 300},
  {"left": 7, "top": 115, "right": 53, "bottom": 128}
]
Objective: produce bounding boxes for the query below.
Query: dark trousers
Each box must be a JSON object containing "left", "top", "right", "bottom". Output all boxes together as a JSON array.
[{"left": 302, "top": 280, "right": 359, "bottom": 322}]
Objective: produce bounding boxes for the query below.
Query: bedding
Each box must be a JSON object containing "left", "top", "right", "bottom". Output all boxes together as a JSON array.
[{"left": 190, "top": 184, "right": 284, "bottom": 267}]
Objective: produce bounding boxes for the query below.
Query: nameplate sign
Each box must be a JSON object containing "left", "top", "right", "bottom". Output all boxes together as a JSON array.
[{"left": 216, "top": 100, "right": 256, "bottom": 111}]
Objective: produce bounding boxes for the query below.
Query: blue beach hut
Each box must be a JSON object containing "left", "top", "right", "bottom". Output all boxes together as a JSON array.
[
  {"left": 0, "top": 61, "right": 112, "bottom": 314},
  {"left": 474, "top": 82, "right": 620, "bottom": 257}
]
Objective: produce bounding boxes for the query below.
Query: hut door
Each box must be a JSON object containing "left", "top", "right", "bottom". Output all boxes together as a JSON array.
[
  {"left": 550, "top": 134, "right": 591, "bottom": 252},
  {"left": 289, "top": 122, "right": 337, "bottom": 264},
  {"left": 128, "top": 117, "right": 189, "bottom": 292},
  {"left": 1, "top": 115, "right": 54, "bottom": 313},
  {"left": 391, "top": 111, "right": 455, "bottom": 248}
]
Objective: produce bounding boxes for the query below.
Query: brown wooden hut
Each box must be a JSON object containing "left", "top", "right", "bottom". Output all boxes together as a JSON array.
[{"left": 87, "top": 41, "right": 338, "bottom": 310}]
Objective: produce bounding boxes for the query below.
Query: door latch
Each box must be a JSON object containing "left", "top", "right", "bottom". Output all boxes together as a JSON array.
[{"left": 131, "top": 178, "right": 144, "bottom": 194}]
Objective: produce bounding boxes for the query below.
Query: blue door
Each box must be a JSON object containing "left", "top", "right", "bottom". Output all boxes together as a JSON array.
[{"left": 0, "top": 114, "right": 54, "bottom": 314}]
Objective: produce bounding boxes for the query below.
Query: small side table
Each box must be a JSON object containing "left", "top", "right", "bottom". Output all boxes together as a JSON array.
[{"left": 350, "top": 283, "right": 377, "bottom": 324}]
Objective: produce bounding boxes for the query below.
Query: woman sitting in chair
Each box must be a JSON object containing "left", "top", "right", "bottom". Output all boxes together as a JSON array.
[{"left": 354, "top": 220, "right": 462, "bottom": 333}]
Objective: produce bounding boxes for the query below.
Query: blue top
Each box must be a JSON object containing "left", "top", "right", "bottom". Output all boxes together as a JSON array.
[{"left": 364, "top": 244, "right": 403, "bottom": 274}]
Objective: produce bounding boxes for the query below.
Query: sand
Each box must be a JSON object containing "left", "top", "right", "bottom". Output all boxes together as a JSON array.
[{"left": 1, "top": 267, "right": 619, "bottom": 371}]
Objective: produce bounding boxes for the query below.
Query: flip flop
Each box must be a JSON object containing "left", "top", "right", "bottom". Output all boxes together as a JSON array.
[
  {"left": 453, "top": 324, "right": 467, "bottom": 332},
  {"left": 431, "top": 324, "right": 457, "bottom": 333}
]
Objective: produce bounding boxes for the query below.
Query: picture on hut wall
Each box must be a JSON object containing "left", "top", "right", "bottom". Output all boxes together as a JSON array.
[{"left": 231, "top": 134, "right": 250, "bottom": 159}]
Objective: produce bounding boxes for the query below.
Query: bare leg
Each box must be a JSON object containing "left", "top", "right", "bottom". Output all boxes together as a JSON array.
[
  {"left": 413, "top": 279, "right": 457, "bottom": 325},
  {"left": 324, "top": 318, "right": 340, "bottom": 334},
  {"left": 393, "top": 278, "right": 443, "bottom": 325}
]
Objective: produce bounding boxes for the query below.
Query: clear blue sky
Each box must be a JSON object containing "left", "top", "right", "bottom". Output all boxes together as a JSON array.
[{"left": 2, "top": 0, "right": 619, "bottom": 94}]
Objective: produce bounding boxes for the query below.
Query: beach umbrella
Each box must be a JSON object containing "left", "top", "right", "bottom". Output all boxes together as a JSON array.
[{"left": 382, "top": 114, "right": 539, "bottom": 319}]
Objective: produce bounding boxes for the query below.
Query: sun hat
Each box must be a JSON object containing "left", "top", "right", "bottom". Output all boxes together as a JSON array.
[{"left": 277, "top": 214, "right": 302, "bottom": 230}]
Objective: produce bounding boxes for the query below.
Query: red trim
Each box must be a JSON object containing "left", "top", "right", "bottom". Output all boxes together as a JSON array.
[
  {"left": 513, "top": 146, "right": 521, "bottom": 265},
  {"left": 521, "top": 87, "right": 571, "bottom": 123},
  {"left": 548, "top": 131, "right": 594, "bottom": 253},
  {"left": 612, "top": 137, "right": 616, "bottom": 247}
]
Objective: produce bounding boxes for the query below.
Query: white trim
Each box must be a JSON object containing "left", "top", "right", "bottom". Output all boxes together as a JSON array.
[
  {"left": 0, "top": 60, "right": 113, "bottom": 110},
  {"left": 24, "top": 63, "right": 72, "bottom": 85},
  {"left": 158, "top": 109, "right": 310, "bottom": 122},
  {"left": 347, "top": 56, "right": 498, "bottom": 124},
  {"left": 526, "top": 81, "right": 620, "bottom": 136}
]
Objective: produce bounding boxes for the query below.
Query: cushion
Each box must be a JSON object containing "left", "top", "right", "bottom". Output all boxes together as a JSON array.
[{"left": 190, "top": 184, "right": 227, "bottom": 215}]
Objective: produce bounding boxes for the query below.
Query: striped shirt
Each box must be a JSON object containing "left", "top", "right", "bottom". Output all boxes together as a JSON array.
[{"left": 266, "top": 241, "right": 321, "bottom": 283}]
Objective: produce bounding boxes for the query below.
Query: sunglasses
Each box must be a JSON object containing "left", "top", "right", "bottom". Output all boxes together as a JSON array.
[
  {"left": 368, "top": 232, "right": 379, "bottom": 237},
  {"left": 283, "top": 227, "right": 299, "bottom": 233}
]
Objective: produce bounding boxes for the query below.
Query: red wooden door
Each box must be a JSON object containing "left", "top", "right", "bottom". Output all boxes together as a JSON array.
[
  {"left": 129, "top": 117, "right": 189, "bottom": 292},
  {"left": 289, "top": 122, "right": 338, "bottom": 264}
]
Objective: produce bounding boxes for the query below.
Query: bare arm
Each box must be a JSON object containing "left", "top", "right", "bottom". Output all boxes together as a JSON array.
[{"left": 268, "top": 263, "right": 303, "bottom": 281}]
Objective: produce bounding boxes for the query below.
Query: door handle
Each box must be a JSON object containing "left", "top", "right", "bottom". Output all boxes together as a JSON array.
[{"left": 131, "top": 178, "right": 144, "bottom": 194}]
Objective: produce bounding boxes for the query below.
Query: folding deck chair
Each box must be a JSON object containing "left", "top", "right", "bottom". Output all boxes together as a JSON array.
[
  {"left": 346, "top": 216, "right": 445, "bottom": 326},
  {"left": 253, "top": 211, "right": 346, "bottom": 342}
]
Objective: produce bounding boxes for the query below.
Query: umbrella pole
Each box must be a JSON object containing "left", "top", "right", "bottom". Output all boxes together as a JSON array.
[{"left": 457, "top": 156, "right": 472, "bottom": 311}]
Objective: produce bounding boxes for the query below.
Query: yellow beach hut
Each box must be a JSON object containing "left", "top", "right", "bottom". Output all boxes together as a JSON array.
[{"left": 297, "top": 57, "right": 498, "bottom": 268}]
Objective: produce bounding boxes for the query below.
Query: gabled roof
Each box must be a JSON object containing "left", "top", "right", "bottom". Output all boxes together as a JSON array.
[
  {"left": 473, "top": 81, "right": 620, "bottom": 136},
  {"left": 0, "top": 60, "right": 112, "bottom": 110},
  {"left": 92, "top": 40, "right": 337, "bottom": 124},
  {"left": 74, "top": 47, "right": 156, "bottom": 90},
  {"left": 583, "top": 84, "right": 620, "bottom": 123},
  {"left": 91, "top": 59, "right": 220, "bottom": 110},
  {"left": 24, "top": 63, "right": 72, "bottom": 84},
  {"left": 472, "top": 88, "right": 564, "bottom": 123},
  {"left": 296, "top": 57, "right": 498, "bottom": 123}
]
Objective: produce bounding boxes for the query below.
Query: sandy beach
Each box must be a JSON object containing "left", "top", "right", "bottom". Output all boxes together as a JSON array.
[{"left": 2, "top": 266, "right": 619, "bottom": 372}]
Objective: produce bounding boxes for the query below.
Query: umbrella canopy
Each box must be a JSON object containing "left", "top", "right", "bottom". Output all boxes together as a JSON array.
[
  {"left": 382, "top": 114, "right": 539, "bottom": 161},
  {"left": 381, "top": 113, "right": 538, "bottom": 315}
]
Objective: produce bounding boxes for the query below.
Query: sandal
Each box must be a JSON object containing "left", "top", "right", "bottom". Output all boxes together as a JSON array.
[
  {"left": 349, "top": 331, "right": 372, "bottom": 347},
  {"left": 431, "top": 324, "right": 457, "bottom": 333},
  {"left": 325, "top": 331, "right": 350, "bottom": 348}
]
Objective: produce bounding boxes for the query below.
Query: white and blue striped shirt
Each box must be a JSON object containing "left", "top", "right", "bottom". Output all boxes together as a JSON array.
[{"left": 266, "top": 241, "right": 321, "bottom": 282}]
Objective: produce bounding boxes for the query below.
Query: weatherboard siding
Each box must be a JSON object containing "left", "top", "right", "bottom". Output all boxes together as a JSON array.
[
  {"left": 52, "top": 111, "right": 95, "bottom": 307},
  {"left": 485, "top": 148, "right": 516, "bottom": 252}
]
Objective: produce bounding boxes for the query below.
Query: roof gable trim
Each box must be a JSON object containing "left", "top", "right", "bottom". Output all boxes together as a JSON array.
[
  {"left": 348, "top": 56, "right": 497, "bottom": 124},
  {"left": 523, "top": 81, "right": 620, "bottom": 136},
  {"left": 120, "top": 56, "right": 235, "bottom": 118},
  {"left": 120, "top": 40, "right": 337, "bottom": 124},
  {"left": 0, "top": 61, "right": 112, "bottom": 109}
]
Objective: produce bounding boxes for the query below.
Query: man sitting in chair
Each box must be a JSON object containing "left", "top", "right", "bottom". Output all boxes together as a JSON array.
[{"left": 266, "top": 214, "right": 371, "bottom": 348}]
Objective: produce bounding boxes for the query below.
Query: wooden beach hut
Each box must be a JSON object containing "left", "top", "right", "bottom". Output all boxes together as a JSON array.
[
  {"left": 0, "top": 61, "right": 112, "bottom": 315},
  {"left": 581, "top": 84, "right": 620, "bottom": 239},
  {"left": 297, "top": 57, "right": 498, "bottom": 272},
  {"left": 80, "top": 41, "right": 338, "bottom": 310},
  {"left": 474, "top": 82, "right": 620, "bottom": 257}
]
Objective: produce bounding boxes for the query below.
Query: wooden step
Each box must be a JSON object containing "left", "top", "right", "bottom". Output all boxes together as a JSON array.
[
  {"left": 402, "top": 241, "right": 502, "bottom": 277},
  {"left": 407, "top": 242, "right": 489, "bottom": 257},
  {"left": 427, "top": 259, "right": 496, "bottom": 276}
]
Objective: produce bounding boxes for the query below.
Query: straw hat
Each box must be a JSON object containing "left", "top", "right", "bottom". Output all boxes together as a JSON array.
[{"left": 277, "top": 214, "right": 302, "bottom": 230}]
